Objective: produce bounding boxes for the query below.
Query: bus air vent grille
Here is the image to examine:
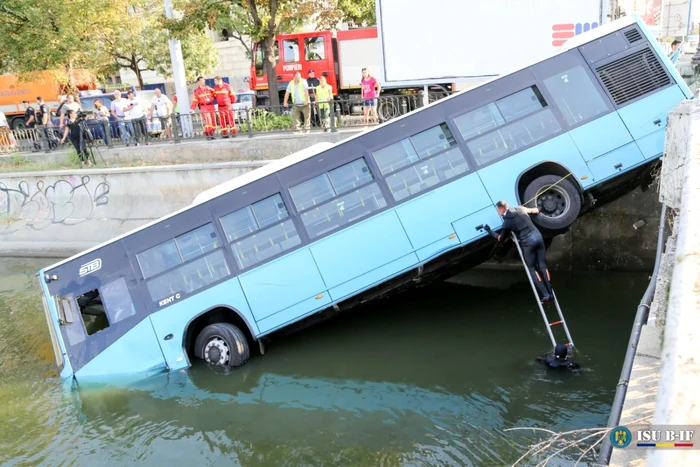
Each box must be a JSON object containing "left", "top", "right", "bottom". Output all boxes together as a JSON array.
[
  {"left": 596, "top": 48, "right": 670, "bottom": 106},
  {"left": 624, "top": 28, "right": 643, "bottom": 44}
]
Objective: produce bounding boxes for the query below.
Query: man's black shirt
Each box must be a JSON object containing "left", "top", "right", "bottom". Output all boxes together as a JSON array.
[
  {"left": 36, "top": 103, "right": 48, "bottom": 126},
  {"left": 24, "top": 107, "right": 36, "bottom": 128}
]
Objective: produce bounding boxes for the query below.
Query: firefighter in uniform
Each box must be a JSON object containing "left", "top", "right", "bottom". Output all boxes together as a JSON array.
[
  {"left": 214, "top": 76, "right": 237, "bottom": 137},
  {"left": 191, "top": 76, "right": 217, "bottom": 139}
]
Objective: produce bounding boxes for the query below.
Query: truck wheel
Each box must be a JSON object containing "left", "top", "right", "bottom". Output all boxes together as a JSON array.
[
  {"left": 194, "top": 323, "right": 249, "bottom": 368},
  {"left": 523, "top": 175, "right": 581, "bottom": 231},
  {"left": 11, "top": 119, "right": 26, "bottom": 131}
]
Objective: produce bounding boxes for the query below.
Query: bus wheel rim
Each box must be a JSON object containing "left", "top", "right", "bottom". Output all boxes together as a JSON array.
[
  {"left": 204, "top": 337, "right": 230, "bottom": 365},
  {"left": 537, "top": 185, "right": 570, "bottom": 219}
]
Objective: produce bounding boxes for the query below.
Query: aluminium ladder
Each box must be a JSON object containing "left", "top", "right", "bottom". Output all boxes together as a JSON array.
[{"left": 510, "top": 233, "right": 575, "bottom": 351}]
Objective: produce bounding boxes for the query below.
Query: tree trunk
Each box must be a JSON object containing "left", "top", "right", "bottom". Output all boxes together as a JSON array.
[
  {"left": 262, "top": 36, "right": 279, "bottom": 108},
  {"left": 135, "top": 67, "right": 145, "bottom": 90},
  {"left": 65, "top": 62, "right": 76, "bottom": 95}
]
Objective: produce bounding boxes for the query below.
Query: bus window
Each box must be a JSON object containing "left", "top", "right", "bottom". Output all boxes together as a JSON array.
[
  {"left": 373, "top": 123, "right": 470, "bottom": 202},
  {"left": 496, "top": 87, "right": 547, "bottom": 122},
  {"left": 466, "top": 108, "right": 561, "bottom": 166},
  {"left": 146, "top": 250, "right": 231, "bottom": 302},
  {"left": 305, "top": 36, "right": 325, "bottom": 61},
  {"left": 101, "top": 277, "right": 136, "bottom": 324},
  {"left": 290, "top": 158, "right": 387, "bottom": 239},
  {"left": 220, "top": 194, "right": 302, "bottom": 270},
  {"left": 174, "top": 224, "right": 218, "bottom": 262},
  {"left": 453, "top": 103, "right": 506, "bottom": 141},
  {"left": 76, "top": 289, "right": 109, "bottom": 336},
  {"left": 57, "top": 295, "right": 87, "bottom": 345},
  {"left": 283, "top": 39, "right": 300, "bottom": 62},
  {"left": 542, "top": 65, "right": 611, "bottom": 126}
]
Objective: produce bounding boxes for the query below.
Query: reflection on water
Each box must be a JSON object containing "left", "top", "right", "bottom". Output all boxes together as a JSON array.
[{"left": 0, "top": 258, "right": 647, "bottom": 465}]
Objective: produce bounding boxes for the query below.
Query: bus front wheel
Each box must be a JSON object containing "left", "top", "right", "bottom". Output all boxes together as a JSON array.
[
  {"left": 194, "top": 322, "right": 250, "bottom": 368},
  {"left": 523, "top": 175, "right": 581, "bottom": 231}
]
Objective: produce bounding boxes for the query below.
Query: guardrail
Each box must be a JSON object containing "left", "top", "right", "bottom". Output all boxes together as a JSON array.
[{"left": 0, "top": 91, "right": 454, "bottom": 154}]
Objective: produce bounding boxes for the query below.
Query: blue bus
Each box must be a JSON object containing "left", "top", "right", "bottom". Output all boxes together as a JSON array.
[{"left": 38, "top": 15, "right": 692, "bottom": 384}]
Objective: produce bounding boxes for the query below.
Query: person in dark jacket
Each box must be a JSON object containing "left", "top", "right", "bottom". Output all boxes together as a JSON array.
[
  {"left": 537, "top": 343, "right": 580, "bottom": 369},
  {"left": 483, "top": 200, "right": 554, "bottom": 303}
]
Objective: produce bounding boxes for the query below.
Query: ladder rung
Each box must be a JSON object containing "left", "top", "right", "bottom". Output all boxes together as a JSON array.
[{"left": 549, "top": 320, "right": 563, "bottom": 326}]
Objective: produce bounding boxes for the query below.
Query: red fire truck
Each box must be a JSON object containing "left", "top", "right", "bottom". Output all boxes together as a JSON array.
[{"left": 249, "top": 27, "right": 453, "bottom": 119}]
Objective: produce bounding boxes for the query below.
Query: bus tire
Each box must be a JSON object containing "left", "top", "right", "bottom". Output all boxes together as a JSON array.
[
  {"left": 523, "top": 175, "right": 581, "bottom": 231},
  {"left": 194, "top": 322, "right": 249, "bottom": 368}
]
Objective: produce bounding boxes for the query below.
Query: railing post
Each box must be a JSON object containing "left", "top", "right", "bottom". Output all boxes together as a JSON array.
[
  {"left": 246, "top": 107, "right": 253, "bottom": 138},
  {"left": 104, "top": 120, "right": 113, "bottom": 148},
  {"left": 330, "top": 99, "right": 337, "bottom": 132},
  {"left": 172, "top": 114, "right": 181, "bottom": 143}
]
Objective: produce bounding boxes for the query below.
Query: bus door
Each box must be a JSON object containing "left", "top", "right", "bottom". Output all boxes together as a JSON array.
[{"left": 45, "top": 242, "right": 166, "bottom": 381}]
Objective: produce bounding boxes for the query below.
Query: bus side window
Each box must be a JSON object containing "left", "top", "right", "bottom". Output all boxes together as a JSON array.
[
  {"left": 77, "top": 289, "right": 109, "bottom": 336},
  {"left": 101, "top": 277, "right": 136, "bottom": 325},
  {"left": 56, "top": 294, "right": 87, "bottom": 345}
]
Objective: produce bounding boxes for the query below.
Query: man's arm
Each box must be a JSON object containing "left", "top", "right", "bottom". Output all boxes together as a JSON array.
[
  {"left": 26, "top": 112, "right": 35, "bottom": 126},
  {"left": 523, "top": 207, "right": 540, "bottom": 215},
  {"left": 283, "top": 90, "right": 290, "bottom": 107}
]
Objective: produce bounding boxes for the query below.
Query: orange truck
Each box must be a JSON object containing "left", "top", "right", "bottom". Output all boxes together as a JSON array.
[{"left": 0, "top": 70, "right": 97, "bottom": 129}]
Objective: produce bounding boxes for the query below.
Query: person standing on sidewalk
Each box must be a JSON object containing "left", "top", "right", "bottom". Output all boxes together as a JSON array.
[
  {"left": 283, "top": 72, "right": 311, "bottom": 134},
  {"left": 306, "top": 69, "right": 321, "bottom": 127},
  {"left": 213, "top": 76, "right": 237, "bottom": 137},
  {"left": 191, "top": 76, "right": 217, "bottom": 140},
  {"left": 360, "top": 68, "right": 381, "bottom": 126},
  {"left": 149, "top": 88, "right": 173, "bottom": 140},
  {"left": 316, "top": 76, "right": 333, "bottom": 131}
]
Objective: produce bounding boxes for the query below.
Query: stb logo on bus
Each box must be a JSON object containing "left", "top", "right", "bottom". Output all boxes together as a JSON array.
[
  {"left": 552, "top": 22, "right": 600, "bottom": 47},
  {"left": 79, "top": 258, "right": 102, "bottom": 277}
]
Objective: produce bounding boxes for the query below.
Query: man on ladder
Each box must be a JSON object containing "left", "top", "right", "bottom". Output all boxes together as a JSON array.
[{"left": 483, "top": 200, "right": 554, "bottom": 304}]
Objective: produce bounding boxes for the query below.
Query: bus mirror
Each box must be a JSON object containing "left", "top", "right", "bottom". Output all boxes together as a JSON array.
[{"left": 56, "top": 295, "right": 75, "bottom": 325}]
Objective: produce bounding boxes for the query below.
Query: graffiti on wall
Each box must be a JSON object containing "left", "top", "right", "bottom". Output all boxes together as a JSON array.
[{"left": 0, "top": 175, "right": 110, "bottom": 233}]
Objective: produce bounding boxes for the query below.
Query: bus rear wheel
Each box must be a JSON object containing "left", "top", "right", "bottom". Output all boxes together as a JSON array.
[
  {"left": 194, "top": 323, "right": 250, "bottom": 368},
  {"left": 523, "top": 175, "right": 581, "bottom": 231}
]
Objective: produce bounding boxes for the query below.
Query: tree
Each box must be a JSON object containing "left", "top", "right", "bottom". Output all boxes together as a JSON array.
[
  {"left": 101, "top": 1, "right": 219, "bottom": 89},
  {"left": 0, "top": 0, "right": 124, "bottom": 90},
  {"left": 0, "top": 0, "right": 218, "bottom": 91},
  {"left": 335, "top": 0, "right": 376, "bottom": 26}
]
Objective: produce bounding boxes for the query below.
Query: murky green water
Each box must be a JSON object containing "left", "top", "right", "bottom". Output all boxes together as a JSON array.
[{"left": 0, "top": 257, "right": 648, "bottom": 466}]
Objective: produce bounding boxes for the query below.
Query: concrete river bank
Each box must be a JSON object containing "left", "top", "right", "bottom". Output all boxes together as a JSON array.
[{"left": 1, "top": 257, "right": 650, "bottom": 465}]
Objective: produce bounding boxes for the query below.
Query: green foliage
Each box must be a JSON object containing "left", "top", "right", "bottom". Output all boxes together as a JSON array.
[
  {"left": 0, "top": 0, "right": 122, "bottom": 88},
  {"left": 333, "top": 0, "right": 377, "bottom": 27},
  {"left": 0, "top": 0, "right": 217, "bottom": 89},
  {"left": 249, "top": 109, "right": 293, "bottom": 131}
]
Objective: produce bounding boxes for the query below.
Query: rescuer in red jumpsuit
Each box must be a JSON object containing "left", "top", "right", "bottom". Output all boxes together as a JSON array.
[
  {"left": 214, "top": 76, "right": 237, "bottom": 137},
  {"left": 191, "top": 76, "right": 217, "bottom": 139}
]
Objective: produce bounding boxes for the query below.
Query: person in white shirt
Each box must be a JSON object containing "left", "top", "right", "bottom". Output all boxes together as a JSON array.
[
  {"left": 60, "top": 95, "right": 82, "bottom": 127},
  {"left": 110, "top": 90, "right": 136, "bottom": 146},
  {"left": 126, "top": 90, "right": 147, "bottom": 144},
  {"left": 0, "top": 110, "right": 18, "bottom": 153},
  {"left": 148, "top": 88, "right": 173, "bottom": 139}
]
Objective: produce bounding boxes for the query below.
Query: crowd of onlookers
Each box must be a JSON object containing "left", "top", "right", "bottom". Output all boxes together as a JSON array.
[{"left": 0, "top": 67, "right": 384, "bottom": 155}]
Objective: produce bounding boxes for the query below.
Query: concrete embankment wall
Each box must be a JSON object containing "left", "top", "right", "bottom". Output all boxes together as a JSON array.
[
  {"left": 647, "top": 100, "right": 700, "bottom": 466},
  {"left": 15, "top": 130, "right": 362, "bottom": 166},
  {"left": 609, "top": 99, "right": 700, "bottom": 467},
  {"left": 0, "top": 162, "right": 269, "bottom": 257}
]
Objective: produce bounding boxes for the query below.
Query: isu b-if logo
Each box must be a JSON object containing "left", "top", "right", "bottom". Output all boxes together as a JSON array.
[
  {"left": 611, "top": 426, "right": 632, "bottom": 449},
  {"left": 552, "top": 22, "right": 600, "bottom": 47},
  {"left": 79, "top": 258, "right": 102, "bottom": 277}
]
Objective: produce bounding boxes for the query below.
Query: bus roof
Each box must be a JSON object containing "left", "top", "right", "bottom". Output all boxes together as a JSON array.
[{"left": 42, "top": 15, "right": 639, "bottom": 273}]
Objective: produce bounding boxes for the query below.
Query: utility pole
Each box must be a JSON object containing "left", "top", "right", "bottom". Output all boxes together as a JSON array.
[{"left": 164, "top": 0, "right": 193, "bottom": 137}]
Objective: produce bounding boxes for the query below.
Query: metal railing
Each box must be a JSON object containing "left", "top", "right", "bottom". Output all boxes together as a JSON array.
[{"left": 0, "top": 91, "right": 455, "bottom": 154}]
